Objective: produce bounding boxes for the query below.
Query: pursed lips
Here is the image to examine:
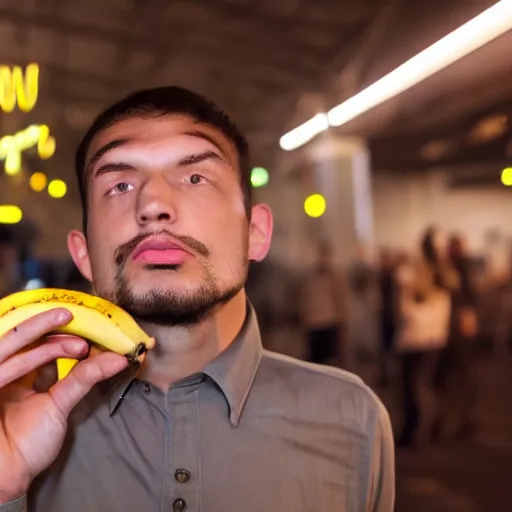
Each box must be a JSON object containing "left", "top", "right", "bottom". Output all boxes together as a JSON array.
[{"left": 131, "top": 237, "right": 191, "bottom": 265}]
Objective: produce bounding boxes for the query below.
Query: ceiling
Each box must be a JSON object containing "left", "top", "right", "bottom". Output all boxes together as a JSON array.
[
  {"left": 364, "top": 25, "right": 512, "bottom": 175},
  {"left": 0, "top": 0, "right": 509, "bottom": 235}
]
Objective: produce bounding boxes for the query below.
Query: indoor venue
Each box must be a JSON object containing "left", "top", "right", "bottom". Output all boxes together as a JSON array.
[{"left": 0, "top": 1, "right": 511, "bottom": 510}]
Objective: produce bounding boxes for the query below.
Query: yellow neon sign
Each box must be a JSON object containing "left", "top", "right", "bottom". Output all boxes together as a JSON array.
[
  {"left": 0, "top": 124, "right": 56, "bottom": 175},
  {"left": 0, "top": 63, "right": 39, "bottom": 113}
]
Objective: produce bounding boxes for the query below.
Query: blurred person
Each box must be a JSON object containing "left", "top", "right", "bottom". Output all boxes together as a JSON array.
[
  {"left": 479, "top": 229, "right": 511, "bottom": 351},
  {"left": 491, "top": 236, "right": 512, "bottom": 355},
  {"left": 434, "top": 233, "right": 480, "bottom": 440},
  {"left": 246, "top": 257, "right": 299, "bottom": 354},
  {"left": 395, "top": 227, "right": 457, "bottom": 448},
  {"left": 377, "top": 248, "right": 399, "bottom": 388},
  {"left": 0, "top": 225, "right": 22, "bottom": 296},
  {"left": 346, "top": 243, "right": 380, "bottom": 368},
  {"left": 0, "top": 87, "right": 394, "bottom": 512},
  {"left": 483, "top": 228, "right": 509, "bottom": 286},
  {"left": 21, "top": 259, "right": 46, "bottom": 290},
  {"left": 63, "top": 261, "right": 92, "bottom": 293},
  {"left": 245, "top": 260, "right": 274, "bottom": 338},
  {"left": 300, "top": 241, "right": 346, "bottom": 366}
]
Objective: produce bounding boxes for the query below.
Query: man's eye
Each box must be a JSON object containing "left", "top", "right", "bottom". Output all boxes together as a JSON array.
[
  {"left": 108, "top": 182, "right": 133, "bottom": 196},
  {"left": 188, "top": 174, "right": 205, "bottom": 185}
]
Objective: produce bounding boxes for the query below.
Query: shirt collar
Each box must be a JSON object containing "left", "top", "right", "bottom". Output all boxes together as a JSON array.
[
  {"left": 108, "top": 300, "right": 263, "bottom": 426},
  {"left": 202, "top": 301, "right": 262, "bottom": 426}
]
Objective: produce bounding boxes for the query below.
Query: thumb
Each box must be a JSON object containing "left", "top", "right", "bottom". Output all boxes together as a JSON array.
[{"left": 48, "top": 351, "right": 129, "bottom": 417}]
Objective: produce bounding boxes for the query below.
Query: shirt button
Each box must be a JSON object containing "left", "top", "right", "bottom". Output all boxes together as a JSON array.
[
  {"left": 175, "top": 468, "right": 191, "bottom": 484},
  {"left": 172, "top": 498, "right": 187, "bottom": 512},
  {"left": 142, "top": 383, "right": 151, "bottom": 394}
]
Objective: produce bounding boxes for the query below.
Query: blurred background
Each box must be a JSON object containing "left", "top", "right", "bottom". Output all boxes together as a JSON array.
[{"left": 1, "top": 0, "right": 512, "bottom": 509}]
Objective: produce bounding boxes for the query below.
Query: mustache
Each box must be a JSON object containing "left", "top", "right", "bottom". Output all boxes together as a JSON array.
[{"left": 114, "top": 229, "right": 210, "bottom": 268}]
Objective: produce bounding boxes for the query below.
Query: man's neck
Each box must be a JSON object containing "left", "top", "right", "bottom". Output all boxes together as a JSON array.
[{"left": 137, "top": 290, "right": 247, "bottom": 391}]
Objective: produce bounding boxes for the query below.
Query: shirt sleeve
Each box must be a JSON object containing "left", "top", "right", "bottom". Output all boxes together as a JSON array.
[
  {"left": 0, "top": 495, "right": 27, "bottom": 512},
  {"left": 367, "top": 401, "right": 395, "bottom": 512}
]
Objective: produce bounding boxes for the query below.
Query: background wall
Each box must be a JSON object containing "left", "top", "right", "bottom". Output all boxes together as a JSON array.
[{"left": 372, "top": 171, "right": 512, "bottom": 254}]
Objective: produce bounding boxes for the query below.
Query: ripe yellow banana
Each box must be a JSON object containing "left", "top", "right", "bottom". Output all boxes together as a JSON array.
[
  {"left": 0, "top": 288, "right": 151, "bottom": 343},
  {"left": 0, "top": 288, "right": 156, "bottom": 380}
]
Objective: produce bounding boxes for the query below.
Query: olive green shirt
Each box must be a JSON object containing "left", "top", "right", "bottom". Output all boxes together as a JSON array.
[{"left": 2, "top": 303, "right": 394, "bottom": 511}]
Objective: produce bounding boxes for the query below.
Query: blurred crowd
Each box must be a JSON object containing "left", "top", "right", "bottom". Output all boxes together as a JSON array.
[
  {"left": 377, "top": 228, "right": 481, "bottom": 448},
  {"left": 248, "top": 225, "right": 512, "bottom": 451},
  {"left": 0, "top": 223, "right": 90, "bottom": 295}
]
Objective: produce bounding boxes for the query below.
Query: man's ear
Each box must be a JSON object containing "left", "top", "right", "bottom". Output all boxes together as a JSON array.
[
  {"left": 67, "top": 230, "right": 93, "bottom": 282},
  {"left": 248, "top": 203, "right": 273, "bottom": 262}
]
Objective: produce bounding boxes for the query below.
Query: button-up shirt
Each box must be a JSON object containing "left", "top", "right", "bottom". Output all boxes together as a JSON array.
[{"left": 1, "top": 303, "right": 394, "bottom": 511}]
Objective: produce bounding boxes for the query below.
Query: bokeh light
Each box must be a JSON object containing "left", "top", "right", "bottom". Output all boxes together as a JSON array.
[
  {"left": 30, "top": 172, "right": 48, "bottom": 192},
  {"left": 501, "top": 167, "right": 512, "bottom": 186},
  {"left": 0, "top": 205, "right": 23, "bottom": 224},
  {"left": 251, "top": 167, "right": 269, "bottom": 188},
  {"left": 4, "top": 151, "right": 21, "bottom": 175},
  {"left": 304, "top": 193, "right": 326, "bottom": 218},
  {"left": 37, "top": 125, "right": 56, "bottom": 159},
  {"left": 48, "top": 179, "right": 67, "bottom": 199}
]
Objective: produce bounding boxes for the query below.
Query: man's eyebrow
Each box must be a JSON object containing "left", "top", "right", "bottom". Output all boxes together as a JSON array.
[
  {"left": 93, "top": 162, "right": 135, "bottom": 178},
  {"left": 85, "top": 139, "right": 132, "bottom": 173},
  {"left": 178, "top": 150, "right": 223, "bottom": 166}
]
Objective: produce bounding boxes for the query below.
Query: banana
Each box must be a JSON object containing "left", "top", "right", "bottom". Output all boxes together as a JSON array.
[
  {"left": 0, "top": 288, "right": 151, "bottom": 344},
  {"left": 56, "top": 357, "right": 80, "bottom": 380},
  {"left": 0, "top": 288, "right": 156, "bottom": 380}
]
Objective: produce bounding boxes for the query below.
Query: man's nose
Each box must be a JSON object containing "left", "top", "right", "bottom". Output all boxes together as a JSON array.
[{"left": 136, "top": 178, "right": 177, "bottom": 225}]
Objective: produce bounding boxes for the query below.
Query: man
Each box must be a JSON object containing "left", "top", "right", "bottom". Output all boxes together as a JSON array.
[
  {"left": 0, "top": 87, "right": 394, "bottom": 511},
  {"left": 300, "top": 241, "right": 346, "bottom": 366}
]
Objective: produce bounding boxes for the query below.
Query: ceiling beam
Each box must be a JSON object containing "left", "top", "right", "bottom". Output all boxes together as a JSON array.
[
  {"left": 0, "top": 6, "right": 334, "bottom": 72},
  {"left": 0, "top": 7, "right": 171, "bottom": 52},
  {"left": 206, "top": 0, "right": 373, "bottom": 29},
  {"left": 328, "top": 0, "right": 404, "bottom": 95}
]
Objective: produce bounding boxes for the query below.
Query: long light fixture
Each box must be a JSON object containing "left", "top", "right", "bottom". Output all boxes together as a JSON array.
[
  {"left": 279, "top": 0, "right": 512, "bottom": 151},
  {"left": 279, "top": 114, "right": 329, "bottom": 151}
]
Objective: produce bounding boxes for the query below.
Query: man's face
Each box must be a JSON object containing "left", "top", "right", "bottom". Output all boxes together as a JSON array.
[{"left": 68, "top": 114, "right": 272, "bottom": 325}]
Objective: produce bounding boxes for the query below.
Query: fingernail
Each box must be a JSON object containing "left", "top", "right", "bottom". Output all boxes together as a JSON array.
[
  {"left": 67, "top": 339, "right": 87, "bottom": 354},
  {"left": 58, "top": 309, "right": 73, "bottom": 323}
]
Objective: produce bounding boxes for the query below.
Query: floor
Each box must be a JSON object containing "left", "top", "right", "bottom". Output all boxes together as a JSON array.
[{"left": 387, "top": 353, "right": 512, "bottom": 512}]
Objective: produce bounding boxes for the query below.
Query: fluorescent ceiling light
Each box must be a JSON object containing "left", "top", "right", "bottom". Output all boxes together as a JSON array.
[
  {"left": 279, "top": 0, "right": 512, "bottom": 150},
  {"left": 279, "top": 113, "right": 329, "bottom": 151},
  {"left": 328, "top": 0, "right": 512, "bottom": 127}
]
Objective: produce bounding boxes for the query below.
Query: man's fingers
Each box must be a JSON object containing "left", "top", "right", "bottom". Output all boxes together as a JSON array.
[
  {"left": 49, "top": 352, "right": 129, "bottom": 417},
  {"left": 33, "top": 335, "right": 90, "bottom": 392},
  {"left": 0, "top": 308, "right": 73, "bottom": 364},
  {"left": 0, "top": 336, "right": 89, "bottom": 389}
]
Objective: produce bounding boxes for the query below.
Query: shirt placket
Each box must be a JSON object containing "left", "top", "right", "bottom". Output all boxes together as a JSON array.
[{"left": 163, "top": 380, "right": 202, "bottom": 512}]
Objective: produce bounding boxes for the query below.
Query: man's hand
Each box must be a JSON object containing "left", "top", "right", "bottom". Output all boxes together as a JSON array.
[{"left": 0, "top": 308, "right": 128, "bottom": 503}]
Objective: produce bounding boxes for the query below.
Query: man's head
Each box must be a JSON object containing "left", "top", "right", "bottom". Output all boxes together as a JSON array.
[{"left": 68, "top": 86, "right": 272, "bottom": 326}]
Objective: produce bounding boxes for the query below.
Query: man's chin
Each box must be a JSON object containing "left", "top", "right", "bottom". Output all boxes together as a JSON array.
[
  {"left": 116, "top": 293, "right": 211, "bottom": 326},
  {"left": 114, "top": 283, "right": 243, "bottom": 327}
]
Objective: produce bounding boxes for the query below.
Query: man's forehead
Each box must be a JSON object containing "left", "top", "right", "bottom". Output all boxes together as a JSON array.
[{"left": 86, "top": 114, "right": 235, "bottom": 158}]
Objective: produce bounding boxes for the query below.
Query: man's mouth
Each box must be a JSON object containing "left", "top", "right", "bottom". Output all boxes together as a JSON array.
[{"left": 131, "top": 237, "right": 190, "bottom": 266}]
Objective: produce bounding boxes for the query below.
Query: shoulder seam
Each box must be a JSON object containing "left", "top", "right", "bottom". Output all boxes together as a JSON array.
[{"left": 261, "top": 349, "right": 372, "bottom": 390}]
